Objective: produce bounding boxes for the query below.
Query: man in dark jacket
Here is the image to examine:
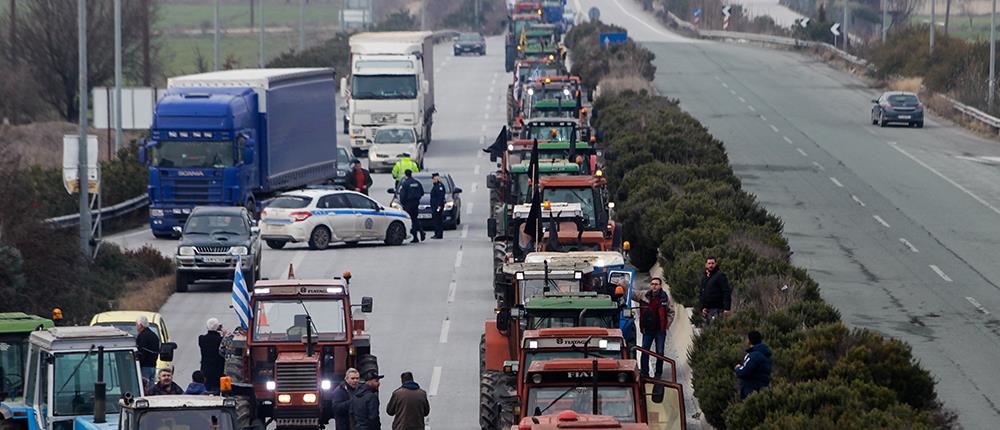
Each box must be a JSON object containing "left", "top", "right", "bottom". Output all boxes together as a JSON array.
[
  {"left": 332, "top": 368, "right": 361, "bottom": 430},
  {"left": 346, "top": 159, "right": 373, "bottom": 195},
  {"left": 429, "top": 173, "right": 446, "bottom": 239},
  {"left": 639, "top": 278, "right": 671, "bottom": 377},
  {"left": 351, "top": 371, "right": 383, "bottom": 430},
  {"left": 398, "top": 170, "right": 425, "bottom": 243},
  {"left": 135, "top": 316, "right": 160, "bottom": 384},
  {"left": 699, "top": 257, "right": 732, "bottom": 327},
  {"left": 386, "top": 372, "right": 430, "bottom": 430},
  {"left": 199, "top": 318, "right": 226, "bottom": 393},
  {"left": 734, "top": 330, "right": 772, "bottom": 399},
  {"left": 146, "top": 369, "right": 183, "bottom": 396}
]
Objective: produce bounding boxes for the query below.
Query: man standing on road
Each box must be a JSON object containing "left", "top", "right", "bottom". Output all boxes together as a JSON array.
[
  {"left": 351, "top": 371, "right": 384, "bottom": 430},
  {"left": 332, "top": 368, "right": 361, "bottom": 430},
  {"left": 347, "top": 159, "right": 374, "bottom": 195},
  {"left": 135, "top": 316, "right": 160, "bottom": 384},
  {"left": 429, "top": 173, "right": 446, "bottom": 239},
  {"left": 734, "top": 330, "right": 772, "bottom": 400},
  {"left": 398, "top": 170, "right": 425, "bottom": 243},
  {"left": 146, "top": 369, "right": 183, "bottom": 395},
  {"left": 639, "top": 277, "right": 672, "bottom": 377},
  {"left": 699, "top": 257, "right": 732, "bottom": 327},
  {"left": 386, "top": 371, "right": 430, "bottom": 430},
  {"left": 392, "top": 153, "right": 420, "bottom": 183},
  {"left": 199, "top": 318, "right": 226, "bottom": 393}
]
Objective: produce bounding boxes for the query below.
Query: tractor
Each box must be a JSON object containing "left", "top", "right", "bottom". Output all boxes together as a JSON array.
[
  {"left": 79, "top": 394, "right": 259, "bottom": 430},
  {"left": 535, "top": 174, "right": 623, "bottom": 254},
  {"left": 511, "top": 410, "right": 652, "bottom": 430},
  {"left": 222, "top": 274, "right": 376, "bottom": 429},
  {"left": 0, "top": 313, "right": 54, "bottom": 405}
]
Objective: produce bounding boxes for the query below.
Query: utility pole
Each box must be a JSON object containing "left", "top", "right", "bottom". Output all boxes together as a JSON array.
[
  {"left": 930, "top": 0, "right": 936, "bottom": 53},
  {"left": 299, "top": 0, "right": 306, "bottom": 52},
  {"left": 421, "top": 0, "right": 427, "bottom": 30},
  {"left": 259, "top": 0, "right": 265, "bottom": 68},
  {"left": 474, "top": 0, "right": 480, "bottom": 28},
  {"left": 843, "top": 0, "right": 849, "bottom": 50},
  {"left": 142, "top": 0, "right": 151, "bottom": 86},
  {"left": 214, "top": 0, "right": 220, "bottom": 70},
  {"left": 8, "top": 0, "right": 15, "bottom": 64},
  {"left": 881, "top": 0, "right": 887, "bottom": 42},
  {"left": 990, "top": 0, "right": 997, "bottom": 110},
  {"left": 114, "top": 0, "right": 122, "bottom": 153},
  {"left": 78, "top": 0, "right": 92, "bottom": 256}
]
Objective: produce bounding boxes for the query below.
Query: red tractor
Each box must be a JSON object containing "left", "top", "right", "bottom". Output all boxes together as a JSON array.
[
  {"left": 536, "top": 174, "right": 623, "bottom": 253},
  {"left": 511, "top": 410, "right": 652, "bottom": 430},
  {"left": 223, "top": 275, "right": 376, "bottom": 429}
]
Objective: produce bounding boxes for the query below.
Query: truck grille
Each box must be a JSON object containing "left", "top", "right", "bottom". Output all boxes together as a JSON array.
[
  {"left": 160, "top": 171, "right": 224, "bottom": 202},
  {"left": 276, "top": 363, "right": 317, "bottom": 391},
  {"left": 195, "top": 246, "right": 230, "bottom": 254}
]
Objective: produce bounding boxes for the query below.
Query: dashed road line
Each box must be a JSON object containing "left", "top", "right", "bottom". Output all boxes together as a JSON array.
[
  {"left": 747, "top": 105, "right": 756, "bottom": 112},
  {"left": 461, "top": 224, "right": 469, "bottom": 238},
  {"left": 930, "top": 265, "right": 953, "bottom": 282},
  {"left": 782, "top": 136, "right": 793, "bottom": 144},
  {"left": 796, "top": 148, "right": 808, "bottom": 157},
  {"left": 829, "top": 176, "right": 843, "bottom": 187},
  {"left": 966, "top": 297, "right": 990, "bottom": 314},
  {"left": 447, "top": 281, "right": 457, "bottom": 302},
  {"left": 729, "top": 89, "right": 736, "bottom": 95},
  {"left": 472, "top": 182, "right": 479, "bottom": 192},
  {"left": 454, "top": 250, "right": 463, "bottom": 268},
  {"left": 474, "top": 165, "right": 480, "bottom": 175},
  {"left": 899, "top": 238, "right": 919, "bottom": 253},
  {"left": 466, "top": 202, "right": 474, "bottom": 215},
  {"left": 851, "top": 195, "right": 866, "bottom": 207},
  {"left": 759, "top": 115, "right": 767, "bottom": 121},
  {"left": 888, "top": 141, "right": 1000, "bottom": 217},
  {"left": 873, "top": 215, "right": 891, "bottom": 228},
  {"left": 721, "top": 82, "right": 729, "bottom": 88},
  {"left": 480, "top": 124, "right": 487, "bottom": 132},
  {"left": 428, "top": 366, "right": 442, "bottom": 396},
  {"left": 738, "top": 96, "right": 746, "bottom": 103},
  {"left": 812, "top": 161, "right": 825, "bottom": 171},
  {"left": 484, "top": 112, "right": 489, "bottom": 119},
  {"left": 439, "top": 319, "right": 451, "bottom": 343},
  {"left": 865, "top": 128, "right": 877, "bottom": 136},
  {"left": 769, "top": 124, "right": 779, "bottom": 133}
]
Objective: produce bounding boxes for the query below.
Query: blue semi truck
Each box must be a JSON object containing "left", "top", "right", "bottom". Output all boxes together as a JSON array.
[{"left": 140, "top": 68, "right": 340, "bottom": 238}]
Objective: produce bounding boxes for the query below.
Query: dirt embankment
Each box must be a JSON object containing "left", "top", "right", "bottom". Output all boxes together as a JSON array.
[{"left": 2, "top": 122, "right": 144, "bottom": 169}]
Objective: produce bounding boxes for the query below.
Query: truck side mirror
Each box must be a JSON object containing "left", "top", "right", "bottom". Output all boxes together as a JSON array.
[
  {"left": 158, "top": 342, "right": 177, "bottom": 362},
  {"left": 340, "top": 77, "right": 348, "bottom": 99},
  {"left": 361, "top": 296, "right": 373, "bottom": 313}
]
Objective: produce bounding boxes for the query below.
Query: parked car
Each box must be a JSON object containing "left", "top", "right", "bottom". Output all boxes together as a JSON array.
[
  {"left": 871, "top": 91, "right": 924, "bottom": 128},
  {"left": 454, "top": 32, "right": 486, "bottom": 56},
  {"left": 90, "top": 311, "right": 174, "bottom": 371},
  {"left": 368, "top": 125, "right": 425, "bottom": 172},
  {"left": 330, "top": 146, "right": 352, "bottom": 188},
  {"left": 388, "top": 172, "right": 463, "bottom": 230},
  {"left": 259, "top": 189, "right": 411, "bottom": 250},
  {"left": 174, "top": 206, "right": 261, "bottom": 292}
]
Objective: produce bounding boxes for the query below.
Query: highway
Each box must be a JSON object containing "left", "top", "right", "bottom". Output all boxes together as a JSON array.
[
  {"left": 108, "top": 39, "right": 504, "bottom": 429},
  {"left": 577, "top": 0, "right": 1000, "bottom": 427}
]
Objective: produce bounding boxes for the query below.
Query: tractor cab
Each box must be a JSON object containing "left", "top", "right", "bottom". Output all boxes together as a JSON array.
[
  {"left": 536, "top": 175, "right": 622, "bottom": 253},
  {"left": 0, "top": 313, "right": 54, "bottom": 404},
  {"left": 523, "top": 292, "right": 621, "bottom": 331},
  {"left": 499, "top": 261, "right": 596, "bottom": 308},
  {"left": 522, "top": 119, "right": 577, "bottom": 142}
]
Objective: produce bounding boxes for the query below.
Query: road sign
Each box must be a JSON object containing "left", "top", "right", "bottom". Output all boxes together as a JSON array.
[
  {"left": 588, "top": 7, "right": 600, "bottom": 21},
  {"left": 830, "top": 23, "right": 842, "bottom": 36},
  {"left": 63, "top": 135, "right": 100, "bottom": 194},
  {"left": 722, "top": 5, "right": 732, "bottom": 17},
  {"left": 693, "top": 7, "right": 702, "bottom": 17},
  {"left": 600, "top": 32, "right": 628, "bottom": 46},
  {"left": 799, "top": 17, "right": 811, "bottom": 28}
]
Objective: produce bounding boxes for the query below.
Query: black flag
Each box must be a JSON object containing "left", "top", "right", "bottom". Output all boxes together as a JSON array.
[
  {"left": 524, "top": 139, "right": 542, "bottom": 246},
  {"left": 568, "top": 127, "right": 578, "bottom": 167},
  {"left": 483, "top": 126, "right": 509, "bottom": 160}
]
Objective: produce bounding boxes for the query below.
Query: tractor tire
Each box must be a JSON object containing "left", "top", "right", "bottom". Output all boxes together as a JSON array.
[
  {"left": 234, "top": 396, "right": 253, "bottom": 428},
  {"left": 492, "top": 242, "right": 508, "bottom": 274},
  {"left": 358, "top": 354, "right": 379, "bottom": 379},
  {"left": 479, "top": 371, "right": 501, "bottom": 430},
  {"left": 480, "top": 333, "right": 487, "bottom": 375}
]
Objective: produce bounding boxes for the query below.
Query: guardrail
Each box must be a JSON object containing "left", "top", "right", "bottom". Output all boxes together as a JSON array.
[
  {"left": 943, "top": 95, "right": 1000, "bottom": 134},
  {"left": 45, "top": 194, "right": 149, "bottom": 229}
]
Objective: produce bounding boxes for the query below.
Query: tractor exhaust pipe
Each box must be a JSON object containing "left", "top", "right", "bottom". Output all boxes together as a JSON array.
[{"left": 94, "top": 346, "right": 106, "bottom": 424}]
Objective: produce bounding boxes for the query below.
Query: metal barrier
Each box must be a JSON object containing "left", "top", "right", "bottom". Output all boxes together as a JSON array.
[
  {"left": 944, "top": 96, "right": 1000, "bottom": 134},
  {"left": 45, "top": 194, "right": 149, "bottom": 229}
]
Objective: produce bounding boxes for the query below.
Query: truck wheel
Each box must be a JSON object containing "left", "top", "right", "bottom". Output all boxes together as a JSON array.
[
  {"left": 266, "top": 240, "right": 287, "bottom": 250},
  {"left": 308, "top": 226, "right": 331, "bottom": 250},
  {"left": 175, "top": 272, "right": 190, "bottom": 293},
  {"left": 385, "top": 222, "right": 406, "bottom": 246}
]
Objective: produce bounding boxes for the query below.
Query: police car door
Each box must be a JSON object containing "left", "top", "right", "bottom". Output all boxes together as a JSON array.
[
  {"left": 320, "top": 194, "right": 357, "bottom": 239},
  {"left": 344, "top": 193, "right": 382, "bottom": 239}
]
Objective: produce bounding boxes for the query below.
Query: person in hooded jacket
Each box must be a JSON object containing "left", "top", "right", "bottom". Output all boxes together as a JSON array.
[
  {"left": 386, "top": 372, "right": 430, "bottom": 430},
  {"left": 734, "top": 330, "right": 772, "bottom": 399},
  {"left": 199, "top": 318, "right": 226, "bottom": 393},
  {"left": 351, "top": 371, "right": 384, "bottom": 430},
  {"left": 638, "top": 277, "right": 672, "bottom": 377},
  {"left": 332, "top": 368, "right": 361, "bottom": 430},
  {"left": 699, "top": 257, "right": 732, "bottom": 327}
]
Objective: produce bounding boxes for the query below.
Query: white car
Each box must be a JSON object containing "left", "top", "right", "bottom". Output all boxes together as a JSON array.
[
  {"left": 259, "top": 189, "right": 411, "bottom": 250},
  {"left": 368, "top": 126, "right": 424, "bottom": 172}
]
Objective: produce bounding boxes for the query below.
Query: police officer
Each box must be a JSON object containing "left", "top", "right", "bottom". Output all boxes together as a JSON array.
[
  {"left": 430, "top": 173, "right": 446, "bottom": 239},
  {"left": 392, "top": 152, "right": 421, "bottom": 183},
  {"left": 399, "top": 169, "right": 425, "bottom": 243}
]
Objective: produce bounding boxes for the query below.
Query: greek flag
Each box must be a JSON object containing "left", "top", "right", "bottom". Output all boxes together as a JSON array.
[{"left": 232, "top": 256, "right": 251, "bottom": 330}]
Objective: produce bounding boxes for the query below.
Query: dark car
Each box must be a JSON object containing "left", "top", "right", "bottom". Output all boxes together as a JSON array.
[
  {"left": 173, "top": 206, "right": 261, "bottom": 292},
  {"left": 389, "top": 172, "right": 463, "bottom": 229},
  {"left": 871, "top": 91, "right": 924, "bottom": 128},
  {"left": 329, "top": 146, "right": 352, "bottom": 188},
  {"left": 454, "top": 32, "right": 486, "bottom": 56}
]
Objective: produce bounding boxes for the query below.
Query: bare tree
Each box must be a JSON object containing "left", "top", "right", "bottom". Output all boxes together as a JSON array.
[{"left": 0, "top": 0, "right": 160, "bottom": 121}]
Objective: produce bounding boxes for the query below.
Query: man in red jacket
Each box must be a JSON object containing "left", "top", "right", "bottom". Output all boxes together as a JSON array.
[{"left": 639, "top": 277, "right": 672, "bottom": 377}]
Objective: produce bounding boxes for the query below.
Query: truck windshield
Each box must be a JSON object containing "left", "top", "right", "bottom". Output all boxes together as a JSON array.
[
  {"left": 153, "top": 140, "right": 235, "bottom": 168},
  {"left": 138, "top": 409, "right": 235, "bottom": 430},
  {"left": 253, "top": 299, "right": 348, "bottom": 342},
  {"left": 53, "top": 350, "right": 140, "bottom": 416},
  {"left": 352, "top": 75, "right": 418, "bottom": 100},
  {"left": 0, "top": 336, "right": 28, "bottom": 399},
  {"left": 543, "top": 188, "right": 597, "bottom": 227},
  {"left": 526, "top": 385, "right": 635, "bottom": 422}
]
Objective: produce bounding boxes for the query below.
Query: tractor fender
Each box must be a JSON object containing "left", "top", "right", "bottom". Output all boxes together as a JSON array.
[
  {"left": 0, "top": 402, "right": 32, "bottom": 423},
  {"left": 74, "top": 415, "right": 119, "bottom": 430},
  {"left": 483, "top": 321, "right": 513, "bottom": 372}
]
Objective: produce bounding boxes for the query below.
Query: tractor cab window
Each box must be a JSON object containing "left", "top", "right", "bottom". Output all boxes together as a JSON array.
[
  {"left": 542, "top": 188, "right": 597, "bottom": 227},
  {"left": 0, "top": 335, "right": 29, "bottom": 400},
  {"left": 253, "top": 299, "right": 348, "bottom": 342},
  {"left": 525, "top": 385, "right": 636, "bottom": 423},
  {"left": 527, "top": 312, "right": 616, "bottom": 330},
  {"left": 519, "top": 279, "right": 581, "bottom": 302},
  {"left": 523, "top": 350, "right": 621, "bottom": 371},
  {"left": 137, "top": 409, "right": 235, "bottom": 430},
  {"left": 52, "top": 350, "right": 140, "bottom": 416}
]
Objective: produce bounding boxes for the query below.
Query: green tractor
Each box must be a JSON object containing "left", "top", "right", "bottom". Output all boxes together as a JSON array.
[{"left": 0, "top": 313, "right": 54, "bottom": 403}]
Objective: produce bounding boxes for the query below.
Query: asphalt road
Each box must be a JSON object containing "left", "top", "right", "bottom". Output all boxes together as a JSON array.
[
  {"left": 577, "top": 0, "right": 1000, "bottom": 426},
  {"left": 108, "top": 39, "right": 504, "bottom": 429}
]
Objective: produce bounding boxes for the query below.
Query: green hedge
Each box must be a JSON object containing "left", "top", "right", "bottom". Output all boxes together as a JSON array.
[{"left": 565, "top": 23, "right": 951, "bottom": 429}]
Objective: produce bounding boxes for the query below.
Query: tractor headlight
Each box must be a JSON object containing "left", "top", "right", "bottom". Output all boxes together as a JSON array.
[
  {"left": 266, "top": 380, "right": 276, "bottom": 391},
  {"left": 321, "top": 380, "right": 332, "bottom": 390},
  {"left": 303, "top": 393, "right": 318, "bottom": 403},
  {"left": 277, "top": 394, "right": 291, "bottom": 403}
]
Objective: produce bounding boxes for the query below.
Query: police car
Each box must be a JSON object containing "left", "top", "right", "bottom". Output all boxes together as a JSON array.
[{"left": 259, "top": 189, "right": 411, "bottom": 250}]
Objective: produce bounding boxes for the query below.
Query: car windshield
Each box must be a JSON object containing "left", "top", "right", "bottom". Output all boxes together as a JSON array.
[
  {"left": 92, "top": 322, "right": 160, "bottom": 339},
  {"left": 352, "top": 75, "right": 417, "bottom": 100},
  {"left": 138, "top": 409, "right": 235, "bottom": 430},
  {"left": 375, "top": 128, "right": 416, "bottom": 144},
  {"left": 338, "top": 148, "right": 351, "bottom": 168},
  {"left": 543, "top": 187, "right": 597, "bottom": 227},
  {"left": 525, "top": 386, "right": 635, "bottom": 422},
  {"left": 53, "top": 350, "right": 140, "bottom": 416},
  {"left": 413, "top": 177, "right": 448, "bottom": 194},
  {"left": 184, "top": 215, "right": 247, "bottom": 235},
  {"left": 887, "top": 94, "right": 919, "bottom": 106},
  {"left": 253, "top": 299, "right": 348, "bottom": 342},
  {"left": 459, "top": 33, "right": 482, "bottom": 41},
  {"left": 269, "top": 196, "right": 312, "bottom": 209},
  {"left": 523, "top": 350, "right": 621, "bottom": 371},
  {"left": 528, "top": 313, "right": 617, "bottom": 330},
  {"left": 0, "top": 336, "right": 28, "bottom": 399},
  {"left": 153, "top": 140, "right": 235, "bottom": 168},
  {"left": 519, "top": 279, "right": 581, "bottom": 303}
]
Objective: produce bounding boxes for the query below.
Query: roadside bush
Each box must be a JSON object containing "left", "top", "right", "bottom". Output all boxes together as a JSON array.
[{"left": 267, "top": 33, "right": 350, "bottom": 88}]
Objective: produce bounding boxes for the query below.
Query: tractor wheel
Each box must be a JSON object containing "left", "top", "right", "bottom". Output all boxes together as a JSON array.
[
  {"left": 479, "top": 333, "right": 487, "bottom": 375},
  {"left": 234, "top": 396, "right": 253, "bottom": 428},
  {"left": 496, "top": 386, "right": 518, "bottom": 430},
  {"left": 479, "top": 371, "right": 501, "bottom": 430},
  {"left": 492, "top": 242, "right": 508, "bottom": 273},
  {"left": 358, "top": 354, "right": 379, "bottom": 379}
]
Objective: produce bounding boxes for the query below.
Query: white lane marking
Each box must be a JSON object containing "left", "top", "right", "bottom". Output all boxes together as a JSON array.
[
  {"left": 486, "top": 95, "right": 493, "bottom": 102},
  {"left": 887, "top": 141, "right": 1000, "bottom": 217},
  {"left": 714, "top": 75, "right": 721, "bottom": 81},
  {"left": 851, "top": 195, "right": 866, "bottom": 207},
  {"left": 865, "top": 128, "right": 877, "bottom": 136},
  {"left": 466, "top": 202, "right": 474, "bottom": 215},
  {"left": 899, "top": 238, "right": 919, "bottom": 252},
  {"left": 796, "top": 148, "right": 808, "bottom": 157},
  {"left": 484, "top": 103, "right": 491, "bottom": 111},
  {"left": 829, "top": 177, "right": 844, "bottom": 187},
  {"left": 439, "top": 319, "right": 451, "bottom": 343},
  {"left": 428, "top": 366, "right": 442, "bottom": 396},
  {"left": 484, "top": 112, "right": 490, "bottom": 119},
  {"left": 477, "top": 150, "right": 484, "bottom": 159},
  {"left": 930, "top": 265, "right": 953, "bottom": 282},
  {"left": 461, "top": 224, "right": 469, "bottom": 238},
  {"left": 454, "top": 250, "right": 463, "bottom": 268},
  {"left": 479, "top": 135, "right": 485, "bottom": 144},
  {"left": 769, "top": 124, "right": 779, "bottom": 133},
  {"left": 783, "top": 136, "right": 793, "bottom": 144},
  {"left": 759, "top": 115, "right": 767, "bottom": 121},
  {"left": 873, "top": 215, "right": 891, "bottom": 228},
  {"left": 812, "top": 161, "right": 825, "bottom": 171},
  {"left": 474, "top": 165, "right": 481, "bottom": 175},
  {"left": 738, "top": 96, "right": 746, "bottom": 103},
  {"left": 721, "top": 82, "right": 729, "bottom": 88},
  {"left": 481, "top": 124, "right": 487, "bottom": 132},
  {"left": 115, "top": 228, "right": 151, "bottom": 240},
  {"left": 966, "top": 297, "right": 990, "bottom": 314},
  {"left": 729, "top": 89, "right": 736, "bottom": 95},
  {"left": 747, "top": 105, "right": 756, "bottom": 112},
  {"left": 447, "top": 281, "right": 457, "bottom": 302},
  {"left": 472, "top": 182, "right": 479, "bottom": 192}
]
